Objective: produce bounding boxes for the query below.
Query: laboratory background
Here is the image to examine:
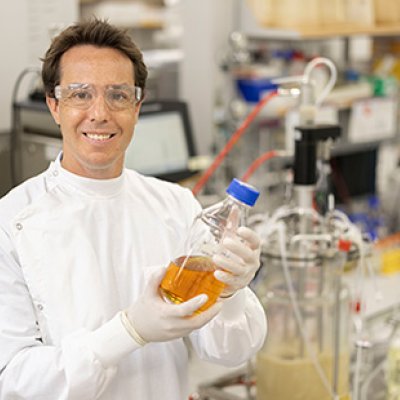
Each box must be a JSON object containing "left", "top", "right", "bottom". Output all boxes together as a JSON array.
[{"left": 2, "top": 0, "right": 400, "bottom": 399}]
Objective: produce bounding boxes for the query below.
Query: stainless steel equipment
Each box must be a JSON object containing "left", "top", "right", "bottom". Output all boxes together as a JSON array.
[
  {"left": 13, "top": 100, "right": 61, "bottom": 185},
  {"left": 0, "top": 132, "right": 12, "bottom": 196}
]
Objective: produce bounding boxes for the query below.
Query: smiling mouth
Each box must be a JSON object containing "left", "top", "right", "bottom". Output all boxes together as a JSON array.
[{"left": 83, "top": 132, "right": 116, "bottom": 141}]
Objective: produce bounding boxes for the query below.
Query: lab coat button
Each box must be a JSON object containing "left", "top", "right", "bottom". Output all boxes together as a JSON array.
[
  {"left": 53, "top": 170, "right": 59, "bottom": 177},
  {"left": 37, "top": 304, "right": 44, "bottom": 311},
  {"left": 15, "top": 222, "right": 23, "bottom": 230}
]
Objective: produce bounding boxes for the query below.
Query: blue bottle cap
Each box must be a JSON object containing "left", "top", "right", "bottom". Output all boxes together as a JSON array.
[{"left": 226, "top": 178, "right": 260, "bottom": 207}]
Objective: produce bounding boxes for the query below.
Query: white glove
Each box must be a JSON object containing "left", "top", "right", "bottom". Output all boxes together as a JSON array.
[
  {"left": 213, "top": 226, "right": 261, "bottom": 297},
  {"left": 126, "top": 269, "right": 223, "bottom": 343}
]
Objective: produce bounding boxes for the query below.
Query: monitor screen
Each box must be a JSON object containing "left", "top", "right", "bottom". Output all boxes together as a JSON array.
[
  {"left": 124, "top": 101, "right": 196, "bottom": 182},
  {"left": 331, "top": 147, "right": 377, "bottom": 203}
]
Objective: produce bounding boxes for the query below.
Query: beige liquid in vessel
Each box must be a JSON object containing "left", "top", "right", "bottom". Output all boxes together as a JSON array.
[{"left": 256, "top": 346, "right": 350, "bottom": 400}]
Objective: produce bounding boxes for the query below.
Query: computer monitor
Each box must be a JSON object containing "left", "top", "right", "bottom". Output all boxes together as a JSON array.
[
  {"left": 331, "top": 147, "right": 377, "bottom": 204},
  {"left": 124, "top": 100, "right": 197, "bottom": 182}
]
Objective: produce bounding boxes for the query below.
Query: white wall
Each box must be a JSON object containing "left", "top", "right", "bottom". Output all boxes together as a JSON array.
[
  {"left": 0, "top": 0, "right": 79, "bottom": 132},
  {"left": 179, "top": 0, "right": 237, "bottom": 155}
]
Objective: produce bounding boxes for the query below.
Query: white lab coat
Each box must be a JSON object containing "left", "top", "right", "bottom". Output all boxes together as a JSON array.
[{"left": 0, "top": 157, "right": 267, "bottom": 400}]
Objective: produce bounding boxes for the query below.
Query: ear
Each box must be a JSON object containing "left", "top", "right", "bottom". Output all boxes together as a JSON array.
[
  {"left": 134, "top": 100, "right": 142, "bottom": 119},
  {"left": 46, "top": 96, "right": 61, "bottom": 125}
]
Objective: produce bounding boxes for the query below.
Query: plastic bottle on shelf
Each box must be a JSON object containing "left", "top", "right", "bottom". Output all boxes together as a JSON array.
[
  {"left": 367, "top": 194, "right": 388, "bottom": 241},
  {"left": 159, "top": 178, "right": 260, "bottom": 314},
  {"left": 288, "top": 50, "right": 306, "bottom": 76},
  {"left": 269, "top": 49, "right": 292, "bottom": 77},
  {"left": 348, "top": 195, "right": 388, "bottom": 242}
]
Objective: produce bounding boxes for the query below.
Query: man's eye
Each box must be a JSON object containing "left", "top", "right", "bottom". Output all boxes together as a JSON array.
[
  {"left": 71, "top": 91, "right": 92, "bottom": 100},
  {"left": 109, "top": 91, "right": 129, "bottom": 102}
]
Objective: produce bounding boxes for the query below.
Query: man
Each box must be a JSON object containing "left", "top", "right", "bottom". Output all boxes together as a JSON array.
[{"left": 0, "top": 19, "right": 266, "bottom": 399}]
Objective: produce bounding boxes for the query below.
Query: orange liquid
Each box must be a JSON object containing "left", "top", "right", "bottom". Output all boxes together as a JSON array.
[{"left": 160, "top": 255, "right": 225, "bottom": 313}]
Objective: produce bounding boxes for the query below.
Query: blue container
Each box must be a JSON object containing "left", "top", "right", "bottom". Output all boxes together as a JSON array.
[{"left": 236, "top": 78, "right": 278, "bottom": 103}]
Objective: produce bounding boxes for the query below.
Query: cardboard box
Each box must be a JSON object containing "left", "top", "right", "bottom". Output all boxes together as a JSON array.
[{"left": 374, "top": 0, "right": 400, "bottom": 24}]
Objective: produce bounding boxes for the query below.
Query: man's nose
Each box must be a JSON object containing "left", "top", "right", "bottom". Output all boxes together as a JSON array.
[{"left": 89, "top": 94, "right": 111, "bottom": 121}]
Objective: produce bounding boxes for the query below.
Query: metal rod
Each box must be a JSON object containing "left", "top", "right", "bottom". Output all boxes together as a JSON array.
[
  {"left": 333, "top": 254, "right": 344, "bottom": 396},
  {"left": 298, "top": 266, "right": 306, "bottom": 358},
  {"left": 317, "top": 263, "right": 325, "bottom": 353}
]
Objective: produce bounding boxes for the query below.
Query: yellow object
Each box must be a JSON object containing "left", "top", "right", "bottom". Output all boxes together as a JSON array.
[
  {"left": 380, "top": 248, "right": 400, "bottom": 275},
  {"left": 374, "top": 0, "right": 400, "bottom": 24},
  {"left": 375, "top": 233, "right": 400, "bottom": 275}
]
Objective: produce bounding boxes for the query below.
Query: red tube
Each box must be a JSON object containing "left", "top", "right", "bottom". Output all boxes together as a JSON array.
[
  {"left": 241, "top": 150, "right": 279, "bottom": 182},
  {"left": 192, "top": 90, "right": 278, "bottom": 196}
]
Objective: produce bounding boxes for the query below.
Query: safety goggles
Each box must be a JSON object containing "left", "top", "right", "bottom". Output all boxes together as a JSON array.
[{"left": 54, "top": 83, "right": 143, "bottom": 111}]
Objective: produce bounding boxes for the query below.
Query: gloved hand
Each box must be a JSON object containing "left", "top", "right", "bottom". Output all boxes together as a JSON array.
[
  {"left": 213, "top": 226, "right": 261, "bottom": 297},
  {"left": 126, "top": 269, "right": 223, "bottom": 343}
]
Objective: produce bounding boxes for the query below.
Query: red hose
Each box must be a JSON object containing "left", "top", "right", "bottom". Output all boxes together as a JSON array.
[
  {"left": 241, "top": 150, "right": 279, "bottom": 182},
  {"left": 192, "top": 90, "right": 278, "bottom": 196}
]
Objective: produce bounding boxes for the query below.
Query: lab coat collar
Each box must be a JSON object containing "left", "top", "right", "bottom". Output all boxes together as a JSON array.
[{"left": 48, "top": 152, "right": 125, "bottom": 197}]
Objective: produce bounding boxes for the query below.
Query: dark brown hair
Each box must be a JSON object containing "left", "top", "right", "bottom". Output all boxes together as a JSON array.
[{"left": 42, "top": 18, "right": 148, "bottom": 98}]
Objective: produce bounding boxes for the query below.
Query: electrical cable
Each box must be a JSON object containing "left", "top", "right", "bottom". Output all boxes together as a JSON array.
[{"left": 191, "top": 90, "right": 278, "bottom": 196}]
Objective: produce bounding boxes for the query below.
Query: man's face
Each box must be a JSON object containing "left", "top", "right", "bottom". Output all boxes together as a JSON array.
[{"left": 46, "top": 44, "right": 141, "bottom": 179}]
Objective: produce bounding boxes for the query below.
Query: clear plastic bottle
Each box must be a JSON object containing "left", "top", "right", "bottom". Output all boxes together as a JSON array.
[
  {"left": 159, "top": 178, "right": 260, "bottom": 314},
  {"left": 367, "top": 194, "right": 388, "bottom": 240}
]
